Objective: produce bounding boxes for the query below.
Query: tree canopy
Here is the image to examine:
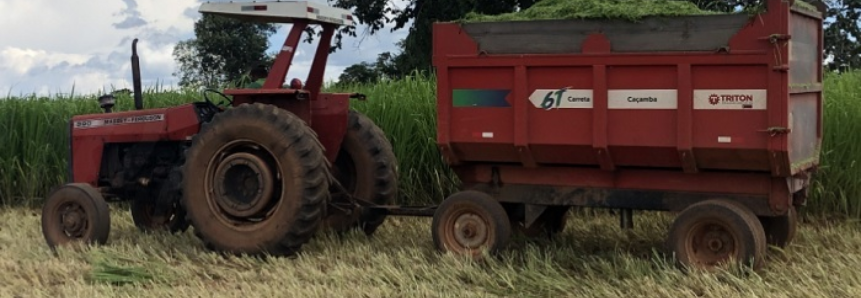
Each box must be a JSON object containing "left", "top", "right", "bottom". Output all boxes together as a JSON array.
[
  {"left": 329, "top": 0, "right": 538, "bottom": 84},
  {"left": 172, "top": 14, "right": 277, "bottom": 88}
]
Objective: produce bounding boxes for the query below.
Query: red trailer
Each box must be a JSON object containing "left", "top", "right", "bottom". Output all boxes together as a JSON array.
[{"left": 428, "top": 0, "right": 825, "bottom": 270}]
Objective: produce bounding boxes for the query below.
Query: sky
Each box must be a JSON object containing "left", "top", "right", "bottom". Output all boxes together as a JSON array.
[{"left": 0, "top": 0, "right": 409, "bottom": 97}]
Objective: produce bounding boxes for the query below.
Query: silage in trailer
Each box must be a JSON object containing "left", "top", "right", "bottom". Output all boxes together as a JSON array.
[{"left": 462, "top": 0, "right": 721, "bottom": 22}]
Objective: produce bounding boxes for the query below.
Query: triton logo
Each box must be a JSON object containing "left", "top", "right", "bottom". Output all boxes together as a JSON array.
[
  {"left": 710, "top": 94, "right": 755, "bottom": 109},
  {"left": 709, "top": 94, "right": 721, "bottom": 105}
]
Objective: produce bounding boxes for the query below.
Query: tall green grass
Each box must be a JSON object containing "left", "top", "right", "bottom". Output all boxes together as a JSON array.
[
  {"left": 2, "top": 72, "right": 861, "bottom": 218},
  {"left": 329, "top": 75, "right": 459, "bottom": 204},
  {"left": 0, "top": 88, "right": 197, "bottom": 205},
  {"left": 808, "top": 71, "right": 861, "bottom": 217}
]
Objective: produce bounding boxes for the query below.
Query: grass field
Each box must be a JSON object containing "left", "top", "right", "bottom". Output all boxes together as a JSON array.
[
  {"left": 2, "top": 69, "right": 861, "bottom": 296},
  {"left": 3, "top": 71, "right": 861, "bottom": 216},
  {"left": 2, "top": 205, "right": 861, "bottom": 297}
]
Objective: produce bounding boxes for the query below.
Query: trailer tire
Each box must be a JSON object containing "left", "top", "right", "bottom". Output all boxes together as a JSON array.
[
  {"left": 41, "top": 183, "right": 111, "bottom": 250},
  {"left": 759, "top": 206, "right": 797, "bottom": 248},
  {"left": 667, "top": 199, "right": 767, "bottom": 271},
  {"left": 181, "top": 103, "right": 329, "bottom": 257},
  {"left": 324, "top": 110, "right": 398, "bottom": 236},
  {"left": 432, "top": 191, "right": 511, "bottom": 258}
]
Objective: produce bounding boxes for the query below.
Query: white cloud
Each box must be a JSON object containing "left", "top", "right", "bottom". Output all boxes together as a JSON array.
[
  {"left": 0, "top": 48, "right": 89, "bottom": 75},
  {"left": 0, "top": 0, "right": 407, "bottom": 96},
  {"left": 136, "top": 0, "right": 198, "bottom": 31}
]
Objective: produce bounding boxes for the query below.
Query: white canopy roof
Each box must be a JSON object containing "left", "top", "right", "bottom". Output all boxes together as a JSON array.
[{"left": 199, "top": 1, "right": 355, "bottom": 26}]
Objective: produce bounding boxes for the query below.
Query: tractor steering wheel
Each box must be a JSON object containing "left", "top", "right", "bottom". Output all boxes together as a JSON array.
[{"left": 203, "top": 88, "right": 233, "bottom": 107}]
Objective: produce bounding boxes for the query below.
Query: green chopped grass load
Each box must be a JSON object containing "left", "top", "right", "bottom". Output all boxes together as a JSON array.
[
  {"left": 462, "top": 0, "right": 719, "bottom": 22},
  {"left": 793, "top": 0, "right": 819, "bottom": 13}
]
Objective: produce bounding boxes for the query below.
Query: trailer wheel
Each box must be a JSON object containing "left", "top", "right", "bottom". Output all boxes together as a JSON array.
[
  {"left": 41, "top": 183, "right": 111, "bottom": 249},
  {"left": 667, "top": 199, "right": 767, "bottom": 271},
  {"left": 759, "top": 206, "right": 797, "bottom": 248},
  {"left": 181, "top": 103, "right": 329, "bottom": 257},
  {"left": 324, "top": 110, "right": 398, "bottom": 236},
  {"left": 432, "top": 191, "right": 511, "bottom": 258}
]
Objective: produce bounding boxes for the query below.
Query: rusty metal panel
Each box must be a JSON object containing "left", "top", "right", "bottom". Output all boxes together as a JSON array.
[{"left": 789, "top": 13, "right": 820, "bottom": 85}]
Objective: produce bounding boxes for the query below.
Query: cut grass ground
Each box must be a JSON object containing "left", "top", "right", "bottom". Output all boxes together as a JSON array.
[{"left": 2, "top": 205, "right": 861, "bottom": 297}]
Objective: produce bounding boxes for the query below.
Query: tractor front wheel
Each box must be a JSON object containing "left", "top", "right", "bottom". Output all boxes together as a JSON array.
[
  {"left": 324, "top": 110, "right": 398, "bottom": 236},
  {"left": 181, "top": 103, "right": 329, "bottom": 257},
  {"left": 41, "top": 183, "right": 111, "bottom": 249}
]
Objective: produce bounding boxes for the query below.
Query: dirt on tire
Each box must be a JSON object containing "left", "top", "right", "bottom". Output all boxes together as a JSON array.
[{"left": 181, "top": 103, "right": 329, "bottom": 257}]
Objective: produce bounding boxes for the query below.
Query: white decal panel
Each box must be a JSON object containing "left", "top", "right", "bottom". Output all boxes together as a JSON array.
[
  {"left": 694, "top": 89, "right": 767, "bottom": 110},
  {"left": 608, "top": 89, "right": 678, "bottom": 110},
  {"left": 528, "top": 88, "right": 593, "bottom": 109},
  {"left": 528, "top": 88, "right": 768, "bottom": 111},
  {"left": 73, "top": 114, "right": 165, "bottom": 130}
]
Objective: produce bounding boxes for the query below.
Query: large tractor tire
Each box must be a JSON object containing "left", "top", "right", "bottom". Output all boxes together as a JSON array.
[
  {"left": 324, "top": 110, "right": 398, "bottom": 236},
  {"left": 181, "top": 103, "right": 329, "bottom": 257}
]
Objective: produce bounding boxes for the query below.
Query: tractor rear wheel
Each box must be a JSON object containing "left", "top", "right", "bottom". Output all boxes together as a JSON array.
[
  {"left": 667, "top": 199, "right": 767, "bottom": 271},
  {"left": 41, "top": 183, "right": 111, "bottom": 249},
  {"left": 181, "top": 103, "right": 329, "bottom": 257},
  {"left": 324, "top": 110, "right": 398, "bottom": 236}
]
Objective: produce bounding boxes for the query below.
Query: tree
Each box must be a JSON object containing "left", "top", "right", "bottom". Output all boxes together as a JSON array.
[
  {"left": 173, "top": 14, "right": 277, "bottom": 88},
  {"left": 329, "top": 0, "right": 538, "bottom": 83},
  {"left": 691, "top": 0, "right": 861, "bottom": 71},
  {"left": 338, "top": 62, "right": 379, "bottom": 85},
  {"left": 823, "top": 0, "right": 861, "bottom": 71}
]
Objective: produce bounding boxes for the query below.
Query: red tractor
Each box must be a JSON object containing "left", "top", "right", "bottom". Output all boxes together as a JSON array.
[{"left": 40, "top": 1, "right": 398, "bottom": 256}]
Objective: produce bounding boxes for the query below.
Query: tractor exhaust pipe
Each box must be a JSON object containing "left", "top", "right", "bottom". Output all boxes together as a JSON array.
[{"left": 131, "top": 38, "right": 143, "bottom": 110}]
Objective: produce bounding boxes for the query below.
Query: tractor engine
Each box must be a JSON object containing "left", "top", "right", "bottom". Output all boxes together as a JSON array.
[{"left": 102, "top": 141, "right": 190, "bottom": 232}]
